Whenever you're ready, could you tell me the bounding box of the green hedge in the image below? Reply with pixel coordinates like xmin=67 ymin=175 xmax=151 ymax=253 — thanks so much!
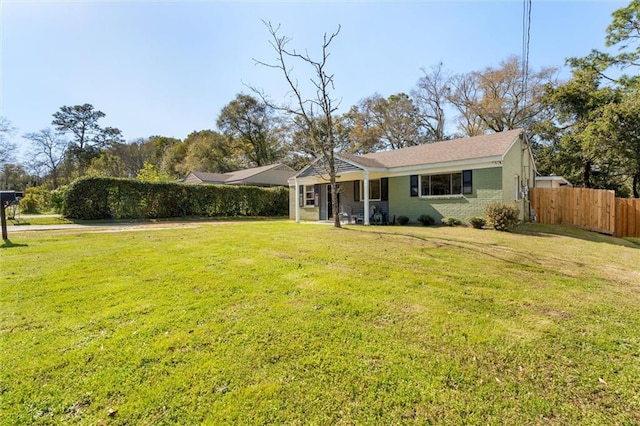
xmin=62 ymin=177 xmax=289 ymax=220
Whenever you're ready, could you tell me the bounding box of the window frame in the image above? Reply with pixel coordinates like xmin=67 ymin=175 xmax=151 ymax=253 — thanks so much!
xmin=360 ymin=179 xmax=382 ymax=201
xmin=304 ymin=185 xmax=315 ymax=207
xmin=419 ymin=172 xmax=464 ymax=198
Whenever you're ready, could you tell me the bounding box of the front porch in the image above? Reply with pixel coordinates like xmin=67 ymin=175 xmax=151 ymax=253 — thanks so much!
xmin=294 ymin=177 xmax=389 ymax=225
xmin=292 ymin=155 xmax=389 ymax=226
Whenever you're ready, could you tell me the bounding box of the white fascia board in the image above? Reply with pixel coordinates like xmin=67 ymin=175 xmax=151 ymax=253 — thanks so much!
xmin=382 ymin=157 xmax=503 ymax=177
xmin=295 ymin=177 xmax=325 ymax=185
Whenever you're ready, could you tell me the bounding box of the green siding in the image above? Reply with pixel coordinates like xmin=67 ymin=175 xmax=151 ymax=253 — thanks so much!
xmin=299 ymin=207 xmax=319 ymax=221
xmin=288 ymin=186 xmax=320 ymax=221
xmin=289 ymin=186 xmax=296 ymax=220
xmin=388 ymin=168 xmax=503 ymax=224
xmin=501 ymin=137 xmax=535 ymax=221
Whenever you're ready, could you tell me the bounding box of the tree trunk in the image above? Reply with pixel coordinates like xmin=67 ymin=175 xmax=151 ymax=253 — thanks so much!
xmin=583 ymin=159 xmax=592 ymax=188
xmin=633 ymin=170 xmax=640 ymax=199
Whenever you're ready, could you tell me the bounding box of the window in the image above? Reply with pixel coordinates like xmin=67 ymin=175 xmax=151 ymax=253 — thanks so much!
xmin=420 ymin=172 xmax=462 ymax=196
xmin=360 ymin=179 xmax=381 ymax=201
xmin=305 ymin=185 xmax=315 ymax=206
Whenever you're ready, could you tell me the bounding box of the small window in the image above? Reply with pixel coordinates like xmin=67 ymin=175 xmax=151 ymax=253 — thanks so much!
xmin=305 ymin=185 xmax=315 ymax=206
xmin=360 ymin=179 xmax=381 ymax=201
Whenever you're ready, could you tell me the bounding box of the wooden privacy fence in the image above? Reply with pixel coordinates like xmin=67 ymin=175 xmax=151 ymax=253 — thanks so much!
xmin=616 ymin=197 xmax=640 ymax=238
xmin=531 ymin=187 xmax=640 ymax=238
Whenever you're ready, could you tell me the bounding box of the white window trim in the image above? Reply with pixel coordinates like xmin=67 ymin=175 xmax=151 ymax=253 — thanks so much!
xmin=419 ymin=172 xmax=463 ymax=198
xmin=304 ymin=185 xmax=315 ymax=208
xmin=360 ymin=179 xmax=381 ymax=202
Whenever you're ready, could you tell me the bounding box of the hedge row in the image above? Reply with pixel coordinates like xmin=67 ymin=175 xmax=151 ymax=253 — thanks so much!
xmin=61 ymin=177 xmax=289 ymax=220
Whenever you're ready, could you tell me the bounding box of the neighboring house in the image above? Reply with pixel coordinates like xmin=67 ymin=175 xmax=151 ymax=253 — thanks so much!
xmin=184 ymin=163 xmax=296 ymax=187
xmin=289 ymin=129 xmax=536 ymax=225
xmin=535 ymin=176 xmax=572 ymax=188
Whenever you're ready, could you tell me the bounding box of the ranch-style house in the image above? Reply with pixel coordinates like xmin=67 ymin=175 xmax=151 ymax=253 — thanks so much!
xmin=288 ymin=129 xmax=536 ymax=225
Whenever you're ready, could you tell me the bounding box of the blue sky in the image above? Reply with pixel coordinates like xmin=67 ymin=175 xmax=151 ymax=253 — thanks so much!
xmin=0 ymin=0 xmax=626 ymax=158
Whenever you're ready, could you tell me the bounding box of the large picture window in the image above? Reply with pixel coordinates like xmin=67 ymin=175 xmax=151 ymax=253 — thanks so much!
xmin=420 ymin=172 xmax=462 ymax=196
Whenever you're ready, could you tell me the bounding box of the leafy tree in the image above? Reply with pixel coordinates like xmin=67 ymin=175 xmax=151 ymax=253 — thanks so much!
xmin=536 ymin=68 xmax=622 ymax=190
xmin=217 ymin=94 xmax=283 ymax=167
xmin=23 ymin=128 xmax=67 ymax=188
xmin=253 ymin=21 xmax=343 ymax=227
xmin=588 ymin=88 xmax=640 ymax=197
xmin=146 ymin=135 xmax=181 ymax=167
xmin=344 ymin=93 xmax=422 ymax=152
xmin=0 ymin=163 xmax=32 ymax=191
xmin=86 ymin=151 xmax=130 ymax=178
xmin=52 ymin=104 xmax=124 ymax=174
xmin=180 ymin=130 xmax=239 ymax=176
xmin=136 ymin=161 xmax=173 ymax=182
xmin=568 ymin=0 xmax=639 ymax=84
xmin=540 ymin=1 xmax=640 ymax=196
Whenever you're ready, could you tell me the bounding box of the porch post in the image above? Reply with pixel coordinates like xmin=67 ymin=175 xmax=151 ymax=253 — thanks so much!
xmin=294 ymin=178 xmax=300 ymax=223
xmin=363 ymin=170 xmax=370 ymax=225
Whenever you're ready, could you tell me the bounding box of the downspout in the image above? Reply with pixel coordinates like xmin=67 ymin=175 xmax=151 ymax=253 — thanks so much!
xmin=294 ymin=178 xmax=300 ymax=223
xmin=364 ymin=170 xmax=370 ymax=225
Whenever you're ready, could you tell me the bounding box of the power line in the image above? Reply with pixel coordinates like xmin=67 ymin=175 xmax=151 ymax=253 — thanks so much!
xmin=522 ymin=0 xmax=532 ymax=106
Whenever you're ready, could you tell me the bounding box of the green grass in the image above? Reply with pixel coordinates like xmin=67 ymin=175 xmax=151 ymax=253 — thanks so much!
xmin=8 ymin=215 xmax=287 ymax=226
xmin=1 ymin=222 xmax=639 ymax=424
xmin=8 ymin=216 xmax=75 ymax=226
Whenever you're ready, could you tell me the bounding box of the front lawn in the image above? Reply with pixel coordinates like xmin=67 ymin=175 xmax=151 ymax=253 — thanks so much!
xmin=1 ymin=222 xmax=639 ymax=424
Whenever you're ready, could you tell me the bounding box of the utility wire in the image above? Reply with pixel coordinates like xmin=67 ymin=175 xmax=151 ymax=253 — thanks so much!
xmin=522 ymin=0 xmax=532 ymax=107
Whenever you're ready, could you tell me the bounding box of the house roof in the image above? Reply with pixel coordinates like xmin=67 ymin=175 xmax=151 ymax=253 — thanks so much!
xmin=224 ymin=163 xmax=293 ymax=183
xmin=187 ymin=171 xmax=230 ymax=183
xmin=351 ymin=128 xmax=524 ymax=169
xmin=186 ymin=163 xmax=295 ymax=185
xmin=536 ymin=175 xmax=573 ymax=186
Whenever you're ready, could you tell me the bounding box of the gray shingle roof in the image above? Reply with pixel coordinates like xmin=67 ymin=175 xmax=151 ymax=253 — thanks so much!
xmin=346 ymin=129 xmax=524 ymax=169
xmin=187 ymin=163 xmax=295 ymax=184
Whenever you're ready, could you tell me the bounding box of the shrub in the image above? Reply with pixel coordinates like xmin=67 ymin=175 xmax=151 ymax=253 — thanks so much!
xmin=397 ymin=215 xmax=409 ymax=225
xmin=468 ymin=216 xmax=486 ymax=229
xmin=51 ymin=185 xmax=69 ymax=213
xmin=485 ymin=202 xmax=520 ymax=232
xmin=417 ymin=214 xmax=435 ymax=226
xmin=61 ymin=177 xmax=289 ymax=220
xmin=19 ymin=186 xmax=53 ymax=214
xmin=441 ymin=217 xmax=463 ymax=227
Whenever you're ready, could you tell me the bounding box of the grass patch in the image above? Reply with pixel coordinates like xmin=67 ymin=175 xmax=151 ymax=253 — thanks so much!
xmin=9 ymin=217 xmax=75 ymax=226
xmin=1 ymin=222 xmax=639 ymax=424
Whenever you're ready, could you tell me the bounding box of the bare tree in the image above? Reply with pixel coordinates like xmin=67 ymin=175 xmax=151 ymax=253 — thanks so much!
xmin=23 ymin=128 xmax=68 ymax=188
xmin=412 ymin=63 xmax=450 ymax=141
xmin=447 ymin=56 xmax=557 ymax=136
xmin=253 ymin=21 xmax=343 ymax=227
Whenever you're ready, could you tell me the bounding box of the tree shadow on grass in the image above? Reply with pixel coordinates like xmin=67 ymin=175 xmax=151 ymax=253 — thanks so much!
xmin=1 ymin=239 xmax=28 ymax=248
xmin=514 ymin=223 xmax=640 ymax=249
